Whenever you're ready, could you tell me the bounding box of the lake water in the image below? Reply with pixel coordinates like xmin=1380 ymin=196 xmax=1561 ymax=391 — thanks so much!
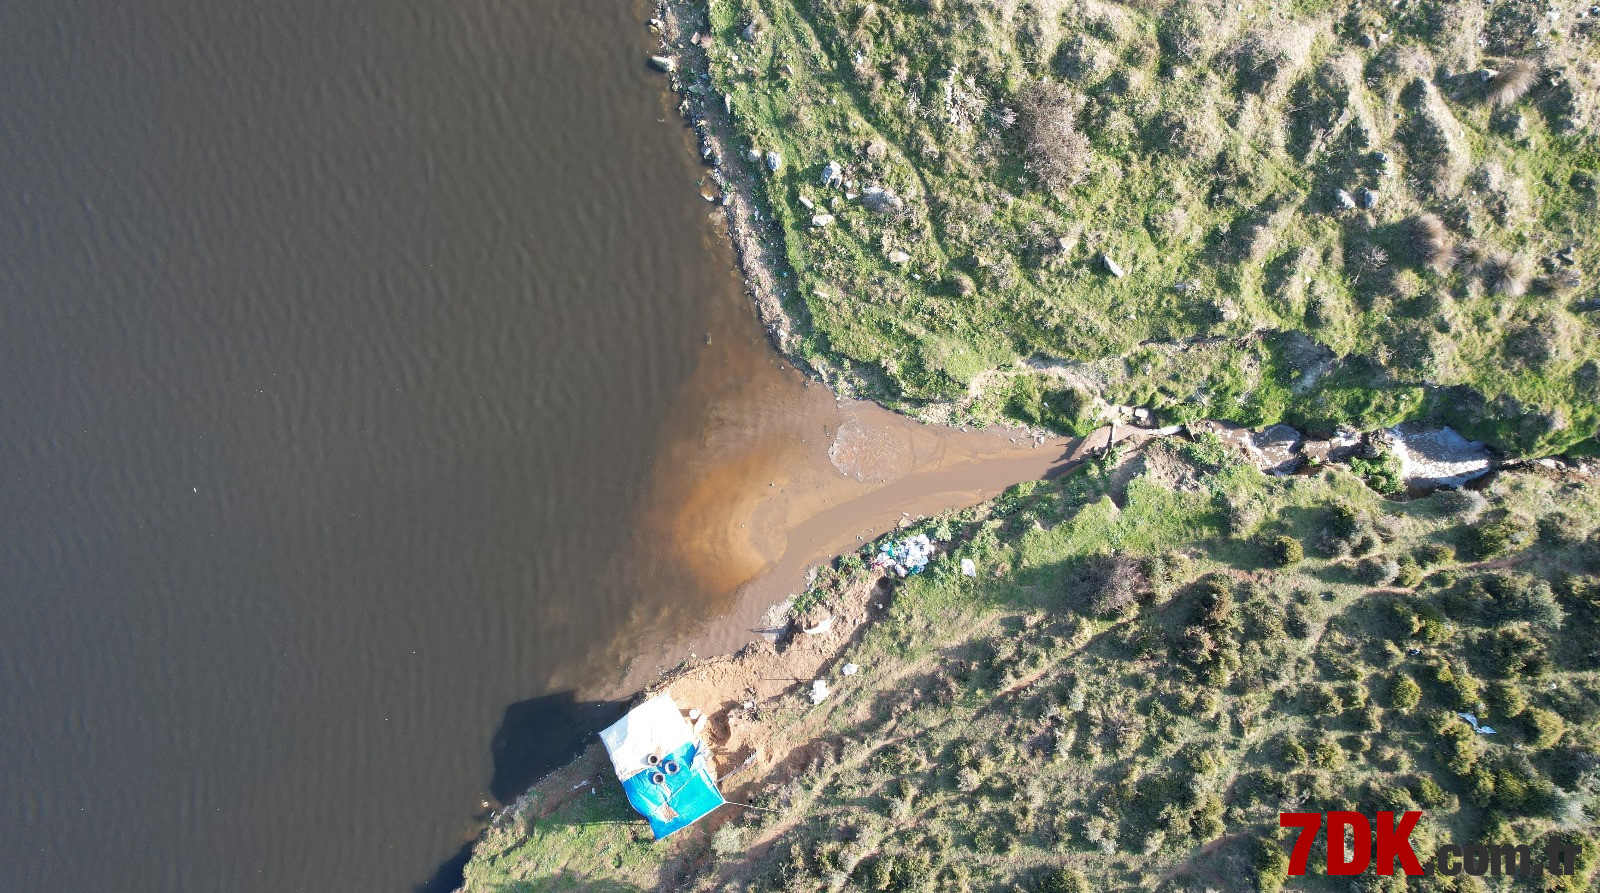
xmin=0 ymin=2 xmax=1080 ymax=889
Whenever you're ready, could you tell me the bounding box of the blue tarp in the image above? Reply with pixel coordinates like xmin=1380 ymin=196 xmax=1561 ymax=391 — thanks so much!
xmin=600 ymin=693 xmax=725 ymax=839
xmin=618 ymin=739 xmax=725 ymax=839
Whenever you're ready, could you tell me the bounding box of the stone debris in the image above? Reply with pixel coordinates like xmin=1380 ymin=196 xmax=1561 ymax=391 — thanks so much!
xmin=1101 ymin=253 xmax=1125 ymax=278
xmin=811 ymin=213 xmax=835 ymax=227
xmin=960 ymin=558 xmax=977 ymax=578
xmin=649 ymin=55 xmax=677 ymax=73
xmin=860 ymin=185 xmax=903 ymax=213
xmin=821 ymin=161 xmax=844 ymax=188
xmin=887 ymin=250 xmax=911 ymax=264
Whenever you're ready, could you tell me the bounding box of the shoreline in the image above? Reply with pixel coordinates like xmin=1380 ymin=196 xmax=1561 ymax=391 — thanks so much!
xmin=652 ymin=0 xmax=810 ymax=368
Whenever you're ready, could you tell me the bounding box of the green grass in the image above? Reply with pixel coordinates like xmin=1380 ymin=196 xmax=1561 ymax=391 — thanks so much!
xmin=693 ymin=0 xmax=1600 ymax=455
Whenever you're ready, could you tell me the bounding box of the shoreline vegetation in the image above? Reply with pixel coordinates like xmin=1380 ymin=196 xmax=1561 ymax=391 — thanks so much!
xmin=458 ymin=0 xmax=1600 ymax=888
xmin=653 ymin=0 xmax=1598 ymax=459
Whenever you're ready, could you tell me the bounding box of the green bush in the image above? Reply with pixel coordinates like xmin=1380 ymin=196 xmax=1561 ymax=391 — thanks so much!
xmin=1523 ymin=707 xmax=1565 ymax=749
xmin=1414 ymin=543 xmax=1455 ymax=567
xmin=1394 ymin=554 xmax=1424 ymax=588
xmin=1252 ymin=837 xmax=1290 ymax=893
xmin=1466 ymin=515 xmax=1536 ymax=559
xmin=1271 ymin=535 xmax=1304 ymax=566
xmin=1390 ymin=676 xmax=1422 ymax=712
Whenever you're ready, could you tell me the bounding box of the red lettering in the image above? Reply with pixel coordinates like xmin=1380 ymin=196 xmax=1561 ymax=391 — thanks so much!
xmin=1374 ymin=810 xmax=1425 ymax=876
xmin=1327 ymin=811 xmax=1372 ymax=875
xmin=1280 ymin=812 xmax=1322 ymax=876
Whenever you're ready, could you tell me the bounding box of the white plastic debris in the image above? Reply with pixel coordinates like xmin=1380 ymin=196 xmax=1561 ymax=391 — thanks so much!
xmin=803 ymin=615 xmax=834 ymax=635
xmin=960 ymin=558 xmax=977 ymax=577
xmin=842 ymin=663 xmax=860 ymax=676
xmin=688 ymin=708 xmax=702 ymax=721
xmin=809 ymin=679 xmax=830 ymax=704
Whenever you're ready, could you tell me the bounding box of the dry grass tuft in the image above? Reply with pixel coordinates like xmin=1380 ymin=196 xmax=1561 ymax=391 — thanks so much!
xmin=1406 ymin=213 xmax=1455 ymax=274
xmin=1017 ymin=80 xmax=1092 ymax=191
xmin=1484 ymin=59 xmax=1540 ymax=109
xmin=1483 ymin=252 xmax=1532 ymax=297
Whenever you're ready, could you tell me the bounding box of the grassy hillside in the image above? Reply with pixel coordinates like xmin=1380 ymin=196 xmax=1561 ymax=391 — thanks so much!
xmin=688 ymin=0 xmax=1600 ymax=455
xmin=462 ymin=444 xmax=1600 ymax=891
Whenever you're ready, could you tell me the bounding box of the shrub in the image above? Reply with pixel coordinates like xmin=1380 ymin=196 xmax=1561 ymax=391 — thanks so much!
xmin=1539 ymin=511 xmax=1590 ymax=546
xmin=1271 ymin=535 xmax=1304 ymax=566
xmin=1432 ymin=488 xmax=1485 ymax=521
xmin=1017 ymin=81 xmax=1091 ymax=191
xmin=1523 ymin=707 xmax=1564 ymax=748
xmin=1089 ymin=554 xmax=1149 ymax=619
xmin=1032 ymin=867 xmax=1089 ymax=893
xmin=1487 ymin=680 xmax=1527 ymax=718
xmin=1466 ymin=514 xmax=1535 ymax=559
xmin=1391 ymin=675 xmax=1422 ymax=712
xmin=1414 ymin=543 xmax=1455 ymax=567
xmin=1252 ymin=836 xmax=1290 ymax=893
xmin=1356 ymin=555 xmax=1401 ymax=586
xmin=1394 ymin=554 xmax=1425 ymax=588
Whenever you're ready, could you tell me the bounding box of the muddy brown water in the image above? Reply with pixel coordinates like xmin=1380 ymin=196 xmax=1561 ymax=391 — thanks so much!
xmin=0 ymin=2 xmax=1080 ymax=890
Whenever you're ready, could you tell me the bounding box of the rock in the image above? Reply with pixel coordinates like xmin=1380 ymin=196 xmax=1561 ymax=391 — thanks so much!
xmin=811 ymin=213 xmax=835 ymax=227
xmin=798 ymin=195 xmax=814 ymax=210
xmin=1357 ymin=187 xmax=1378 ymax=209
xmin=1334 ymin=188 xmax=1357 ymax=210
xmin=1359 ymin=32 xmax=1375 ymax=48
xmin=960 ymin=558 xmax=977 ymax=578
xmin=741 ymin=22 xmax=760 ymax=41
xmin=765 ymin=150 xmax=783 ymax=173
xmin=821 ymin=161 xmax=844 ymax=188
xmin=649 ymin=55 xmax=677 ymax=73
xmin=860 ymin=185 xmax=903 ymax=213
xmin=1101 ymin=252 xmax=1125 ymax=277
xmin=746 ymin=148 xmax=762 ymax=163
xmin=887 ymin=250 xmax=911 ymax=264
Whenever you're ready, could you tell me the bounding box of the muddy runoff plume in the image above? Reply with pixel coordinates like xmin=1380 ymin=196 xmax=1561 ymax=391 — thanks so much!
xmin=596 ymin=276 xmax=1091 ymax=694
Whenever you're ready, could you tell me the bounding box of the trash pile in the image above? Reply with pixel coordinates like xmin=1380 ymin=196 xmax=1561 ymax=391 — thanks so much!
xmin=872 ymin=533 xmax=934 ymax=577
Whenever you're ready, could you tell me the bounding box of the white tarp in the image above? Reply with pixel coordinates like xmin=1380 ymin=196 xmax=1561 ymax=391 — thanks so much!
xmin=600 ymin=693 xmax=695 ymax=782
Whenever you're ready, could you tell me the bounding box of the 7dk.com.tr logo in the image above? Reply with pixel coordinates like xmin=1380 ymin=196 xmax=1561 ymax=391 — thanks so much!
xmin=1280 ymin=811 xmax=1582 ymax=878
